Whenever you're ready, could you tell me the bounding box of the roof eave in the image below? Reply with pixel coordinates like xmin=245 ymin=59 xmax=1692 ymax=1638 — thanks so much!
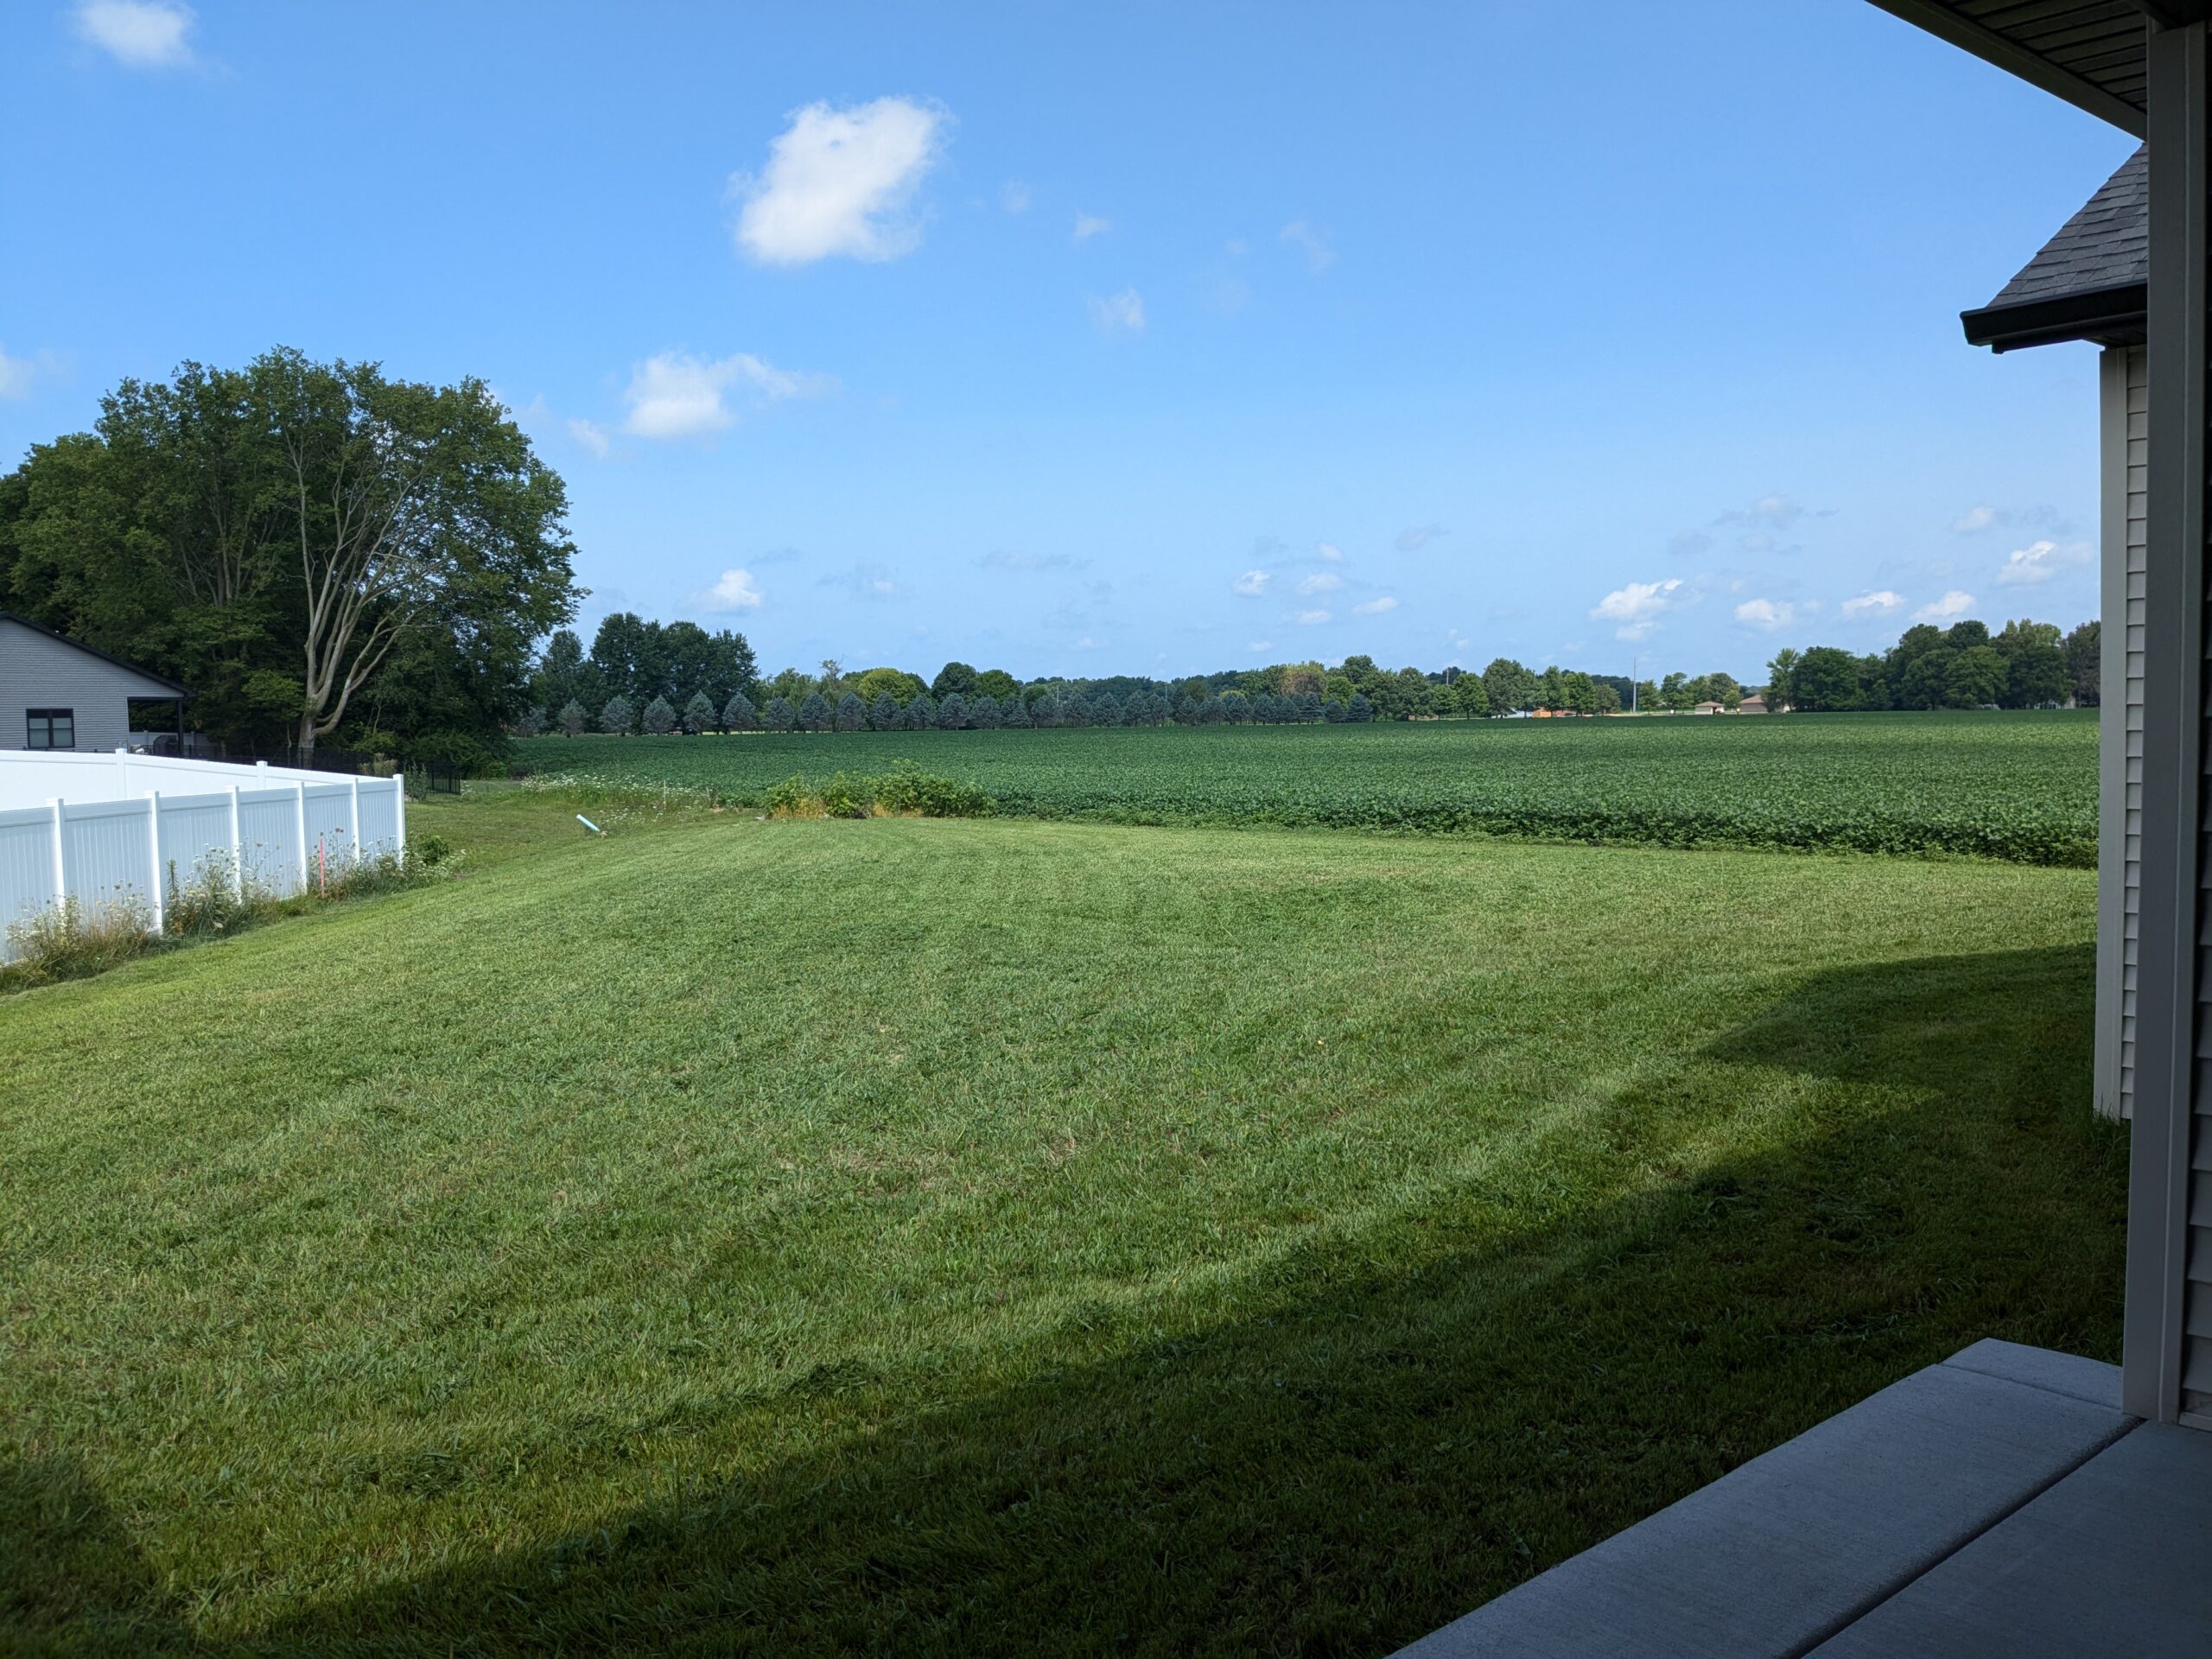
xmin=1961 ymin=281 xmax=2148 ymax=351
xmin=1865 ymin=0 xmax=2149 ymax=137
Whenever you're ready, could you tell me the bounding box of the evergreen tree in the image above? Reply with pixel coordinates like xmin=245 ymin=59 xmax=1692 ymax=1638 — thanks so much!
xmin=937 ymin=692 xmax=969 ymax=729
xmin=1001 ymin=693 xmax=1033 ymax=728
xmin=1322 ymin=696 xmax=1348 ymax=722
xmin=683 ymin=690 xmax=717 ymax=734
xmin=1090 ymin=692 xmax=1122 ymax=727
xmin=761 ymin=696 xmax=796 ymax=733
xmin=723 ymin=690 xmax=758 ymax=731
xmin=905 ymin=694 xmax=938 ymax=730
xmin=972 ymin=693 xmax=1001 ymax=728
xmin=600 ymin=695 xmax=636 ymax=735
xmin=642 ymin=695 xmax=677 ymax=734
xmin=836 ymin=690 xmax=868 ymax=732
xmin=870 ymin=692 xmax=903 ymax=731
xmin=1346 ymin=691 xmax=1375 ymax=722
xmin=798 ymin=691 xmax=832 ymax=732
xmin=558 ymin=699 xmax=587 ymax=737
xmin=513 ymin=705 xmax=546 ymax=738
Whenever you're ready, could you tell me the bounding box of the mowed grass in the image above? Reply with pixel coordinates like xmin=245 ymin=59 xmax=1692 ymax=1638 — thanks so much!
xmin=2 ymin=792 xmax=2125 ymax=1656
xmin=521 ymin=709 xmax=2098 ymax=864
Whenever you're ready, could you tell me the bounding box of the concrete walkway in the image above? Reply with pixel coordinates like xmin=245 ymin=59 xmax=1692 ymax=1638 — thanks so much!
xmin=1395 ymin=1340 xmax=2210 ymax=1657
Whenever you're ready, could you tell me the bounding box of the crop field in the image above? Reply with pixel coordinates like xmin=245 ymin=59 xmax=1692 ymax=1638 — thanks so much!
xmin=1 ymin=790 xmax=2125 ymax=1655
xmin=517 ymin=709 xmax=2096 ymax=866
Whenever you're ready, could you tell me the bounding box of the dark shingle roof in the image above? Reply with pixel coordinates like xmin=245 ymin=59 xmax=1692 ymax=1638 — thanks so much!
xmin=1961 ymin=146 xmax=2145 ymax=353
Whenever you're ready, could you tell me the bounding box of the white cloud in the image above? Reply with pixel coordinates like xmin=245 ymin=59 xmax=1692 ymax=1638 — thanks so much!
xmin=1592 ymin=577 xmax=1684 ymax=640
xmin=0 ymin=348 xmax=36 ymax=399
xmin=1733 ymin=597 xmax=1796 ymax=631
xmin=1353 ymin=596 xmax=1398 ymax=616
xmin=620 ymin=350 xmax=830 ymax=440
xmin=696 ymin=568 xmax=765 ymax=612
xmin=1841 ymin=589 xmax=1903 ymax=618
xmin=1994 ymin=537 xmax=2093 ymax=586
xmin=1001 ymin=180 xmax=1032 ymax=215
xmin=1087 ymin=288 xmax=1146 ymax=333
xmin=730 ymin=97 xmax=946 ymax=265
xmin=1395 ymin=523 xmax=1447 ymax=551
xmin=1232 ymin=569 xmax=1271 ymax=597
xmin=1071 ymin=213 xmax=1111 ymax=242
xmin=1279 ymin=219 xmax=1335 ymax=271
xmin=1296 ymin=609 xmax=1332 ymax=626
xmin=1295 ymin=572 xmax=1342 ymax=594
xmin=1951 ymin=505 xmax=1999 ymax=533
xmin=1317 ymin=542 xmax=1344 ymax=562
xmin=1915 ymin=589 xmax=1975 ymax=622
xmin=1249 ymin=639 xmax=1274 ymax=653
xmin=73 ymin=0 xmax=195 ymax=68
xmin=1719 ymin=494 xmax=1806 ymax=529
xmin=567 ymin=417 xmax=610 ymax=459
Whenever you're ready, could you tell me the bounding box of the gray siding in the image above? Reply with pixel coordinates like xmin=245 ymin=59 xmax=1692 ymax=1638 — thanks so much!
xmin=2095 ymin=346 xmax=2145 ymax=1122
xmin=0 ymin=618 xmax=181 ymax=755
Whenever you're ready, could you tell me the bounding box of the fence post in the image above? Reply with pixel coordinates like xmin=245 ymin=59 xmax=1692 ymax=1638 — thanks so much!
xmin=348 ymin=774 xmax=361 ymax=866
xmin=392 ymin=772 xmax=407 ymax=858
xmin=227 ymin=784 xmax=245 ymax=899
xmin=144 ymin=791 xmax=164 ymax=936
xmin=293 ymin=781 xmax=308 ymax=899
xmin=47 ymin=798 xmax=66 ymax=915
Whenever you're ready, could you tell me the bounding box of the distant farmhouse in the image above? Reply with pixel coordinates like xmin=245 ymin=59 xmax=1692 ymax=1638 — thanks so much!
xmin=0 ymin=612 xmax=187 ymax=753
xmin=1960 ymin=146 xmax=2144 ymax=1127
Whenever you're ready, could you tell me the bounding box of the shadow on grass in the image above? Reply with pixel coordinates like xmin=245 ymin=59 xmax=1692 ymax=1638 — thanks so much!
xmin=16 ymin=947 xmax=2126 ymax=1658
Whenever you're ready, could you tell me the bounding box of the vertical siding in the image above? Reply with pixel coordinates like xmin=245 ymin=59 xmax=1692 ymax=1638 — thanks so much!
xmin=2097 ymin=346 xmax=2147 ymax=1122
xmin=2125 ymin=346 xmax=2147 ymax=1121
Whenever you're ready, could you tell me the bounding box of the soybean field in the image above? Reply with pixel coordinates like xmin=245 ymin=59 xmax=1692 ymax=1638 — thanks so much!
xmin=516 ymin=710 xmax=2095 ymax=866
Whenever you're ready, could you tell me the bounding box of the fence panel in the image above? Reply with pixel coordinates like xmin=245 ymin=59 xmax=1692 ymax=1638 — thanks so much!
xmin=356 ymin=782 xmax=401 ymax=855
xmin=302 ymin=782 xmax=356 ymax=879
xmin=154 ymin=792 xmax=236 ymax=898
xmin=238 ymin=789 xmax=302 ymax=897
xmin=60 ymin=799 xmax=156 ymax=921
xmin=0 ymin=809 xmax=58 ymax=935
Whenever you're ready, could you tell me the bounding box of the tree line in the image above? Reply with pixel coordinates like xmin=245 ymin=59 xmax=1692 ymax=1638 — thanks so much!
xmin=1763 ymin=618 xmax=2096 ymax=712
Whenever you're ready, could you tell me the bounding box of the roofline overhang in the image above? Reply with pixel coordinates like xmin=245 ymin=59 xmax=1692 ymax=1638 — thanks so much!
xmin=0 ymin=609 xmax=190 ymax=696
xmin=1961 ymin=280 xmax=2148 ymax=350
xmin=1866 ymin=0 xmax=2161 ymax=137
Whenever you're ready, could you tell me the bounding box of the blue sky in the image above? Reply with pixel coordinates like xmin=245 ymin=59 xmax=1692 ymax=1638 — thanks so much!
xmin=1 ymin=2 xmax=2137 ymax=683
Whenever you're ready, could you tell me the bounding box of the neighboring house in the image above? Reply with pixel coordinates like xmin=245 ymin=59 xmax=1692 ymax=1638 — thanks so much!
xmin=1738 ymin=694 xmax=1770 ymax=715
xmin=0 ymin=612 xmax=188 ymax=754
xmin=1960 ymin=146 xmax=2145 ymax=1125
xmin=1692 ymin=700 xmax=1724 ymax=715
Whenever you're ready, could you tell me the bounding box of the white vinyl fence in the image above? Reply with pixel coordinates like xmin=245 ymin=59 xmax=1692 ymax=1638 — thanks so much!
xmin=0 ymin=751 xmax=406 ymax=962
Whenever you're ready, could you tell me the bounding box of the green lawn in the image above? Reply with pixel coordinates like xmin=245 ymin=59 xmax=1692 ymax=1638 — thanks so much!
xmin=517 ymin=711 xmax=2098 ymax=865
xmin=2 ymin=791 xmax=2126 ymax=1655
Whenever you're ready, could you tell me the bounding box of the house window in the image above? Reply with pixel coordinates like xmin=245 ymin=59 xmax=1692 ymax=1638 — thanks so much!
xmin=26 ymin=709 xmax=74 ymax=750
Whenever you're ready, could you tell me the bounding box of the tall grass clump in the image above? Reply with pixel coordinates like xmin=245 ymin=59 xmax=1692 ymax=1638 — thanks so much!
xmin=763 ymin=767 xmax=995 ymax=820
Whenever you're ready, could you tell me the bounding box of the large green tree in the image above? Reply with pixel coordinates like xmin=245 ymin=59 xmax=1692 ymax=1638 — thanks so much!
xmin=0 ymin=348 xmax=579 ymax=756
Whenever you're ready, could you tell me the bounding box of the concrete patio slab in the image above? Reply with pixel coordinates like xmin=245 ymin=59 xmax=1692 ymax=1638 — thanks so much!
xmin=1394 ymin=1343 xmax=2133 ymax=1659
xmin=1810 ymin=1420 xmax=2212 ymax=1658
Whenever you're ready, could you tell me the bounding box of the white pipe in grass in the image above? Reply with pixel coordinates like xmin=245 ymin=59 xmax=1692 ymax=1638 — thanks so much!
xmin=576 ymin=815 xmax=604 ymax=835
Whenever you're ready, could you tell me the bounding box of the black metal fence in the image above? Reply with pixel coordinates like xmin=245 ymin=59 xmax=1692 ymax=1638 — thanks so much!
xmin=126 ymin=735 xmax=461 ymax=796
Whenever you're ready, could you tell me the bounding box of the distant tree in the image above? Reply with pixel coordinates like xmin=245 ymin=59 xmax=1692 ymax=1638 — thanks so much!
xmin=870 ymin=692 xmax=903 ymax=731
xmin=1765 ymin=646 xmax=1802 ymax=709
xmin=1944 ymin=619 xmax=1992 ymax=652
xmin=683 ymin=690 xmax=717 ymax=734
xmin=1322 ymin=696 xmax=1348 ymax=722
xmin=798 ymin=690 xmax=832 ymax=732
xmin=836 ymin=690 xmax=868 ymax=732
xmin=1595 ymin=683 xmax=1622 ymax=715
xmin=1561 ymin=672 xmax=1599 ymax=715
xmin=1944 ymin=645 xmax=2009 ymax=707
xmin=600 ymin=694 xmax=635 ymax=735
xmin=1092 ymin=692 xmax=1124 ymax=726
xmin=905 ymin=694 xmax=938 ymax=730
xmin=1630 ymin=679 xmax=1657 ymax=713
xmin=1897 ymin=649 xmax=1955 ymax=710
xmin=641 ymin=695 xmax=677 ymax=734
xmin=1002 ymin=693 xmax=1032 ymax=728
xmin=1346 ymin=691 xmax=1375 ymax=722
xmin=976 ymin=668 xmax=1020 ymax=702
xmin=972 ymin=693 xmax=1001 ymax=728
xmin=1789 ymin=647 xmax=1860 ymax=712
xmin=2063 ymin=620 xmax=2101 ymax=707
xmin=761 ymin=695 xmax=796 ymax=733
xmin=513 ymin=704 xmax=546 ymax=738
xmin=723 ymin=690 xmax=758 ymax=731
xmin=816 ymin=659 xmax=846 ymax=699
xmin=1660 ymin=671 xmax=1689 ymax=711
xmin=557 ymin=698 xmax=587 ymax=737
xmin=937 ymin=692 xmax=969 ymax=729
xmin=931 ymin=661 xmax=981 ymax=699
xmin=2002 ymin=640 xmax=2069 ymax=708
xmin=852 ymin=666 xmax=926 ymax=705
